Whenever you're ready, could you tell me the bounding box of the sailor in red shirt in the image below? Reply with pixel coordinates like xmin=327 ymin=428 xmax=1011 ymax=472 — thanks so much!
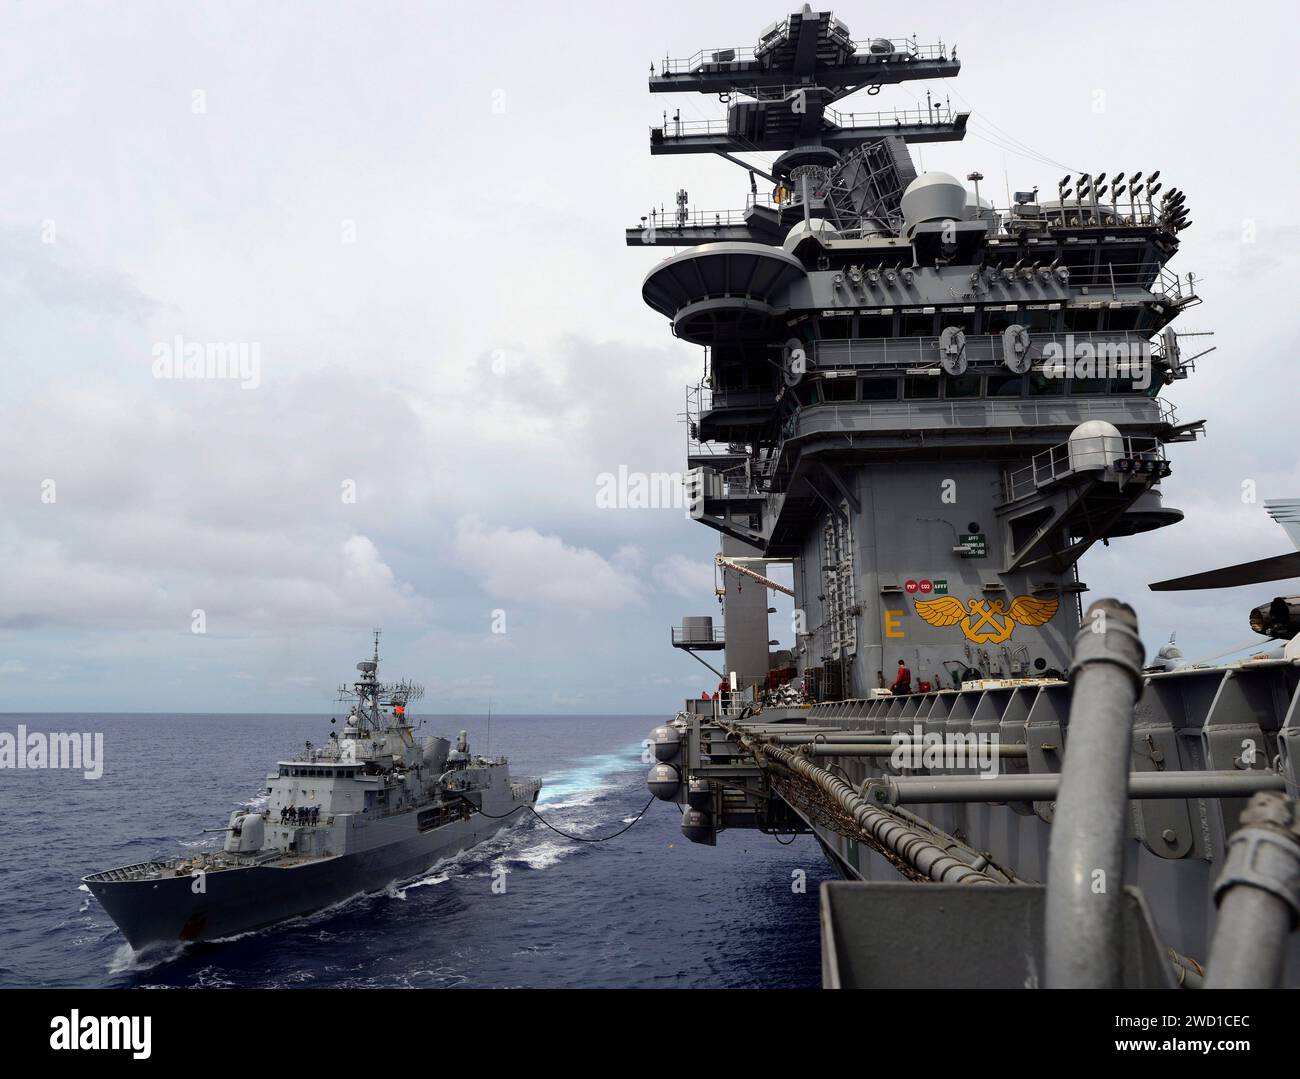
xmin=891 ymin=659 xmax=912 ymax=695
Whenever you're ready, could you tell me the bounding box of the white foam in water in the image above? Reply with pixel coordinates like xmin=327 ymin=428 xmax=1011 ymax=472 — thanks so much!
xmin=535 ymin=743 xmax=643 ymax=810
xmin=499 ymin=740 xmax=647 ymax=869
xmin=512 ymin=840 xmax=568 ymax=870
xmin=403 ymin=872 xmax=450 ymax=891
xmin=108 ymin=940 xmax=188 ymax=975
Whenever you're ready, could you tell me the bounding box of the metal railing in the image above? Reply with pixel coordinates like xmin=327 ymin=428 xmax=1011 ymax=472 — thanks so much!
xmin=643 ymin=205 xmax=752 ymax=230
xmin=1001 ymin=435 xmax=1169 ymax=504
xmin=650 ymin=104 xmax=957 ymax=140
xmin=672 ymin=626 xmax=727 ymax=646
xmin=638 ymin=193 xmax=790 ymax=234
xmin=682 ymin=694 xmax=759 ymax=717
xmin=970 ymin=260 xmax=1186 ymax=298
xmin=824 ymin=103 xmax=959 ymax=129
xmin=811 ymin=330 xmax=1162 ymax=372
xmin=751 ymin=397 xmax=1176 ymax=487
xmin=657 ymin=36 xmax=949 ymax=75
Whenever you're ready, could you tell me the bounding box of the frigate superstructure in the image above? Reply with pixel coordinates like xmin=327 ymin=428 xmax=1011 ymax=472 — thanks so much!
xmin=633 ymin=7 xmax=1300 ymax=988
xmin=84 ymin=635 xmax=541 ymax=950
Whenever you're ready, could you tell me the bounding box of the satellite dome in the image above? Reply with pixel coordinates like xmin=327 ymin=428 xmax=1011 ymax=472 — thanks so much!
xmin=901 ymin=172 xmax=967 ymax=238
xmin=783 ymin=218 xmax=839 ymax=253
xmin=1067 ymin=420 xmax=1125 ymax=472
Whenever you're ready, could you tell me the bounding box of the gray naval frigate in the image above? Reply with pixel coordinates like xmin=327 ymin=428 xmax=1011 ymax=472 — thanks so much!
xmin=633 ymin=7 xmax=1300 ymax=988
xmin=84 ymin=636 xmax=541 ymax=950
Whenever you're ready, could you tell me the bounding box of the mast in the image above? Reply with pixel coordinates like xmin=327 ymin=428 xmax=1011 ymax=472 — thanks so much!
xmin=337 ymin=629 xmax=424 ymax=738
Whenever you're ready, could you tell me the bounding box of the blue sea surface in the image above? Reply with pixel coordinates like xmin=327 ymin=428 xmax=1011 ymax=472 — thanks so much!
xmin=0 ymin=713 xmax=834 ymax=988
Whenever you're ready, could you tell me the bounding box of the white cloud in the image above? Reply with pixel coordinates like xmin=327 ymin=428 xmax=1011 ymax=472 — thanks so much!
xmin=453 ymin=515 xmax=643 ymax=612
xmin=651 ymin=554 xmax=716 ymax=601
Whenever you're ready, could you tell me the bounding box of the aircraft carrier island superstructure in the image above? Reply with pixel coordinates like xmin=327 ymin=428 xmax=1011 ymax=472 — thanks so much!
xmin=631 ymin=8 xmax=1300 ymax=988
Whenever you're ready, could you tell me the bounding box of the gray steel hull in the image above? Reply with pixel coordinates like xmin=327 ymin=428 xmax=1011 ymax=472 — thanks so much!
xmin=85 ymin=813 xmax=518 ymax=951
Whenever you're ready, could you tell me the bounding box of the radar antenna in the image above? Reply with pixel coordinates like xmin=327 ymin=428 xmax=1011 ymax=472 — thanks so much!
xmin=333 ymin=630 xmax=424 ymax=734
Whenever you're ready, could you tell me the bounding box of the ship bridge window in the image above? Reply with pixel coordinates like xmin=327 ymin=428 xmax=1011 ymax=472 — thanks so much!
xmin=1065 ymin=307 xmax=1102 ymax=332
xmin=788 ymin=320 xmax=816 ymax=346
xmin=943 ymin=373 xmax=981 ymax=399
xmin=858 ymin=314 xmax=892 ymax=337
xmin=1106 ymin=307 xmax=1140 ymax=332
xmin=987 ymin=374 xmax=1024 ymax=397
xmin=821 ymin=376 xmax=857 ymax=401
xmin=903 ymin=375 xmax=940 ymax=399
xmin=715 ymin=365 xmax=743 ymax=392
xmin=986 ymin=312 xmax=1013 ymax=334
xmin=901 ymin=311 xmax=935 ymax=337
xmin=941 ymin=312 xmax=977 ymax=335
xmin=1024 ymin=308 xmax=1059 ymax=332
xmin=1069 ymin=378 xmax=1108 ymax=395
xmin=859 ymin=377 xmax=898 ymax=401
xmin=817 ymin=315 xmax=852 ymax=339
xmin=1029 ymin=371 xmax=1066 ymax=396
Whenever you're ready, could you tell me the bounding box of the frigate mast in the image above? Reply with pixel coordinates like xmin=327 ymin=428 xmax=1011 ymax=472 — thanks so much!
xmin=630 ymin=5 xmax=1200 ymax=703
xmin=335 ymin=630 xmax=424 ymax=737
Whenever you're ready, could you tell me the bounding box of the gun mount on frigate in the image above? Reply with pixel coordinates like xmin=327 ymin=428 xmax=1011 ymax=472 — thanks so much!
xmin=631 ymin=7 xmax=1300 ymax=988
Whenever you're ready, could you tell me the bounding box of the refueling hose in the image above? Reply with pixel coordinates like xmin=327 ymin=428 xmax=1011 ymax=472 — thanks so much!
xmin=745 ymin=736 xmax=1002 ymax=885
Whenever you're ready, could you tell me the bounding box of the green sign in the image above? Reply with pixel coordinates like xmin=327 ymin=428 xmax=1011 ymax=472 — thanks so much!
xmin=959 ymin=533 xmax=987 ymax=559
xmin=932 ymin=579 xmax=949 ymax=595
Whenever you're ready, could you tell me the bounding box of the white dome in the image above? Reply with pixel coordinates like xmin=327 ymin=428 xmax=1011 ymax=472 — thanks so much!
xmin=901 ymin=172 xmax=967 ymax=237
xmin=1067 ymin=420 xmax=1124 ymax=472
xmin=782 ymin=218 xmax=839 ymax=253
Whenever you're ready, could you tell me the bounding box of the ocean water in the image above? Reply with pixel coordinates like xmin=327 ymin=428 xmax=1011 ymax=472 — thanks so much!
xmin=0 ymin=713 xmax=834 ymax=988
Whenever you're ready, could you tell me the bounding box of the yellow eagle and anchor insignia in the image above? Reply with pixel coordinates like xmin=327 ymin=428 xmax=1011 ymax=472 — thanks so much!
xmin=915 ymin=595 xmax=1059 ymax=645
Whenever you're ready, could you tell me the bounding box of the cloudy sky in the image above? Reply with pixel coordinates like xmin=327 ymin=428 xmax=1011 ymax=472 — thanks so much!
xmin=1 ymin=0 xmax=1297 ymax=713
